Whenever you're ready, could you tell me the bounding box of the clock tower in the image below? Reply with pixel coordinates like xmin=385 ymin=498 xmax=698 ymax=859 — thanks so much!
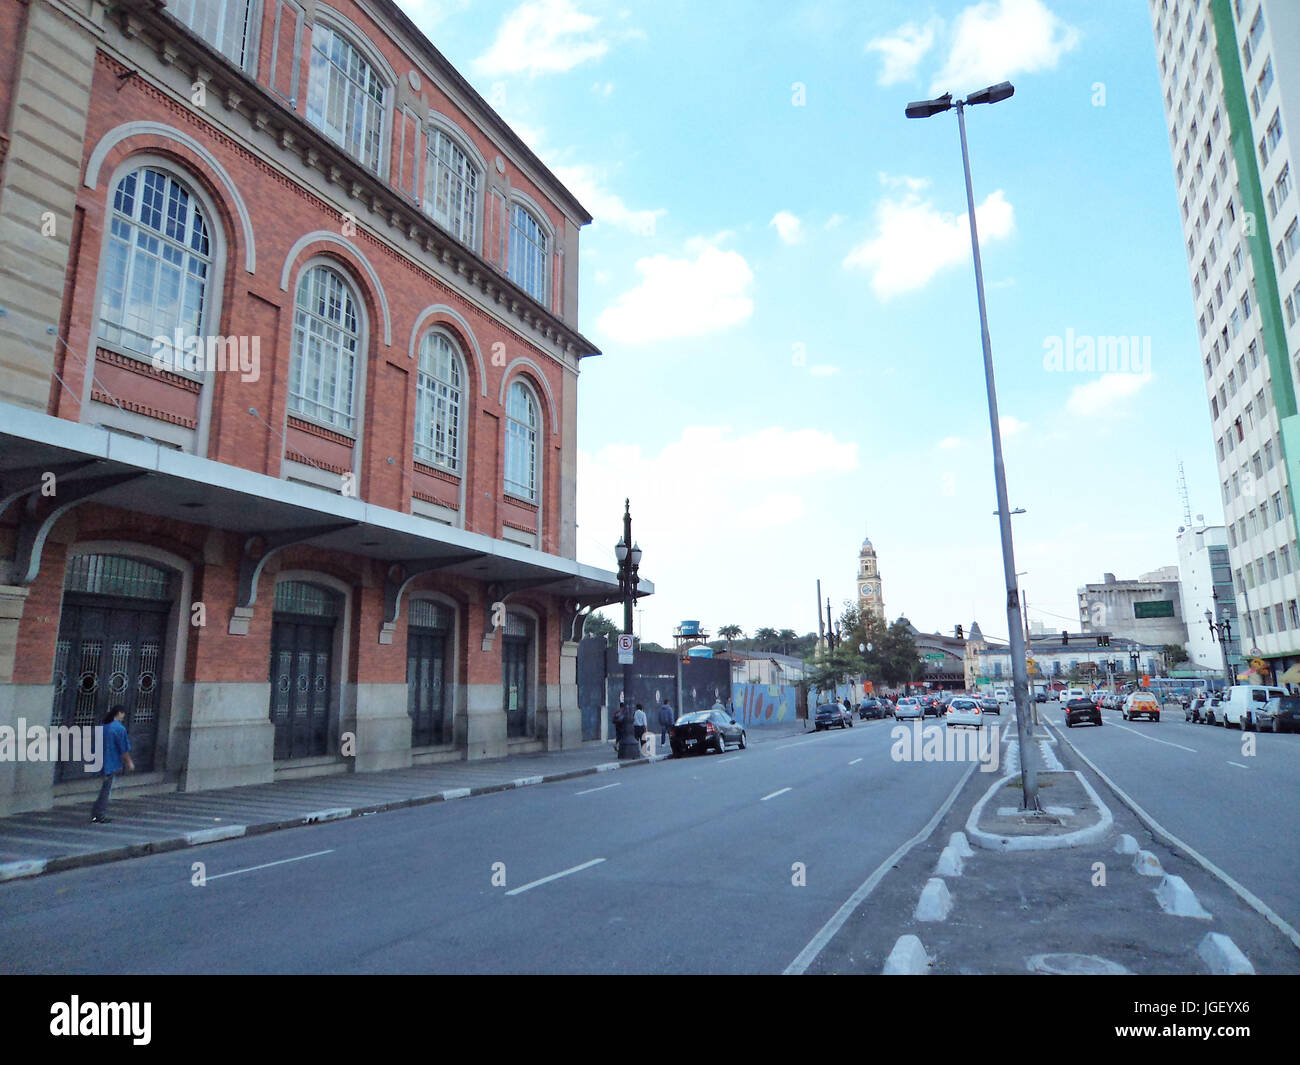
xmin=857 ymin=535 xmax=885 ymax=621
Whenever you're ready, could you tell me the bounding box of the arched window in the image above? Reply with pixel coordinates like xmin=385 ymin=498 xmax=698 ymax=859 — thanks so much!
xmin=425 ymin=127 xmax=479 ymax=247
xmin=171 ymin=0 xmax=256 ymax=69
xmin=508 ymin=202 xmax=548 ymax=303
xmin=98 ymin=167 xmax=212 ymax=370
xmin=306 ymin=23 xmax=386 ymax=170
xmin=414 ymin=330 xmax=462 ymax=471
xmin=504 ymin=380 xmax=538 ymax=501
xmin=290 ymin=264 xmax=360 ymax=432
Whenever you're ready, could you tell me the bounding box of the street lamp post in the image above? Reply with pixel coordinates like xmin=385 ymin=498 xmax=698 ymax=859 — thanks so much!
xmin=614 ymin=499 xmax=642 ymax=760
xmin=906 ymin=80 xmax=1039 ymax=810
xmin=1129 ymin=649 xmax=1141 ymax=688
xmin=1205 ymin=606 xmax=1234 ymax=687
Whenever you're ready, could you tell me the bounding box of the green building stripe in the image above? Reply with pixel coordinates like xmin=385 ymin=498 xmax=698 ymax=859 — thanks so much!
xmin=1211 ymin=0 xmax=1300 ymax=554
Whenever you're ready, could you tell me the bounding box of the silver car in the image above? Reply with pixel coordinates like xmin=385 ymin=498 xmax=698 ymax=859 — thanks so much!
xmin=894 ymin=697 xmax=924 ymax=721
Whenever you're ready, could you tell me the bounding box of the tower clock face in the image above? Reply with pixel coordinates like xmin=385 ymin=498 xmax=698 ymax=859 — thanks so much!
xmin=860 ymin=584 xmax=875 ymax=599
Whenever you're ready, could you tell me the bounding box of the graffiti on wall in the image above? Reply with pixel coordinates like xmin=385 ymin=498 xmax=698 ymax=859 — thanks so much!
xmin=732 ymin=683 xmax=797 ymax=727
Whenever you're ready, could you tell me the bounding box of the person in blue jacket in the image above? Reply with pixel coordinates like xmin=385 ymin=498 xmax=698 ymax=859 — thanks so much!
xmin=91 ymin=705 xmax=134 ymax=823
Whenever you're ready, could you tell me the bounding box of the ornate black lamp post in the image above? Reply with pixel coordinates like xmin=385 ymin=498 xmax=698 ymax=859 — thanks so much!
xmin=1205 ymin=604 xmax=1234 ymax=687
xmin=614 ymin=499 xmax=642 ymax=759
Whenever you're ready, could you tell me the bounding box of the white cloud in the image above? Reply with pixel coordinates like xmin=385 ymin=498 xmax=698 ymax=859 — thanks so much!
xmin=843 ymin=183 xmax=1014 ymax=299
xmin=596 ymin=238 xmax=754 ymax=344
xmin=577 ymin=426 xmax=860 ymax=638
xmin=475 ymin=0 xmax=613 ymax=76
xmin=591 ymin=80 xmax=614 ymax=96
xmin=1065 ymin=372 xmax=1154 ymax=416
xmin=931 ymin=0 xmax=1080 ymax=95
xmin=769 ymin=210 xmax=804 ymax=244
xmin=999 ymin=415 xmax=1026 ymax=436
xmin=866 ymin=18 xmax=943 ymax=85
xmin=824 ymin=214 xmax=846 ymax=230
xmin=395 ymin=0 xmax=472 ymax=29
xmin=879 ymin=173 xmax=931 ymax=193
xmin=551 ymin=163 xmax=664 ymax=235
xmin=809 ymin=365 xmax=840 ymax=377
xmin=938 ymin=436 xmax=965 ymax=449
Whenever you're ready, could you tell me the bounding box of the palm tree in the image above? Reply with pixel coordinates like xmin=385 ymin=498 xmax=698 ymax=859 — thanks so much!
xmin=754 ymin=627 xmax=779 ymax=651
xmin=718 ymin=624 xmax=744 ymax=651
xmin=778 ymin=628 xmax=798 ymax=655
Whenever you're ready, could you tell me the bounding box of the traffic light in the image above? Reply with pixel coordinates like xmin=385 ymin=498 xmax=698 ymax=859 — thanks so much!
xmin=1098 ymin=634 xmax=1110 ymax=647
xmin=1062 ymin=630 xmax=1069 ymax=645
xmin=956 ymin=624 xmax=964 ymax=639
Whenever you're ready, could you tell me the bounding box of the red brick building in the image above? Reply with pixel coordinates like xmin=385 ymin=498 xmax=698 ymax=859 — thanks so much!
xmin=0 ymin=0 xmax=639 ymax=814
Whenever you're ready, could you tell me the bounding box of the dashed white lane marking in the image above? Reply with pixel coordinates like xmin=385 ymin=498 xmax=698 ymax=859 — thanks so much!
xmin=575 ymin=782 xmax=621 ymax=795
xmin=775 ymin=738 xmax=822 ymax=750
xmin=205 ymin=849 xmax=335 ymax=881
xmin=505 ymin=858 xmax=605 ymax=896
xmin=1228 ymin=761 xmax=1250 ymax=769
xmin=761 ymin=787 xmax=792 ymax=801
xmin=1109 ymin=722 xmax=1197 ymax=752
xmin=849 ymin=758 xmax=863 ymax=765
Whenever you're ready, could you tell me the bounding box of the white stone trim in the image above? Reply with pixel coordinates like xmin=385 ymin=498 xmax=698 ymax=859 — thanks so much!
xmin=83 ymin=122 xmax=256 ymax=274
xmin=279 ymin=231 xmax=392 ymax=347
xmin=408 ymin=304 xmax=488 ymax=397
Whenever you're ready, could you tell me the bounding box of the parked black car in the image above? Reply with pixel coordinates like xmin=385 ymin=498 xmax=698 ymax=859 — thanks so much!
xmin=1264 ymin=695 xmax=1300 ymax=733
xmin=814 ymin=703 xmax=853 ymax=730
xmin=671 ymin=709 xmax=746 ymax=756
xmin=1065 ymin=696 xmax=1102 ymax=728
xmin=1034 ymin=691 xmax=1047 ymax=703
xmin=858 ymin=698 xmax=884 ymax=720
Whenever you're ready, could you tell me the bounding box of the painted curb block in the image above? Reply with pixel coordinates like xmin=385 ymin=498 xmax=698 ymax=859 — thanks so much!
xmin=1115 ymin=833 xmax=1139 ymax=855
xmin=914 ymin=877 xmax=953 ymax=922
xmin=948 ymin=832 xmax=974 ymax=858
xmin=882 ymin=934 xmax=932 ymax=974
xmin=440 ymin=788 xmax=471 ymax=801
xmin=302 ymin=808 xmax=351 ymax=824
xmin=0 ymin=858 xmax=47 ymax=882
xmin=1198 ymin=932 xmax=1255 ymax=975
xmin=1154 ymin=875 xmax=1212 ymax=918
xmin=512 ymin=776 xmax=545 ymax=788
xmin=1133 ymin=849 xmax=1164 ymax=877
xmin=934 ymin=846 xmax=964 ymax=877
xmin=184 ymin=825 xmax=247 ymax=845
xmin=966 ymin=770 xmax=1114 ymax=851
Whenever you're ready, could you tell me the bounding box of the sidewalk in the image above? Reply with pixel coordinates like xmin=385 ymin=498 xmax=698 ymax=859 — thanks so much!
xmin=0 ymin=719 xmax=811 ymax=883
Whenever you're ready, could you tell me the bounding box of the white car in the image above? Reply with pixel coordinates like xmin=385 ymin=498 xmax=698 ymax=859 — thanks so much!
xmin=894 ymin=697 xmax=924 ymax=720
xmin=993 ymin=687 xmax=1010 ymax=705
xmin=945 ymin=697 xmax=985 ymax=729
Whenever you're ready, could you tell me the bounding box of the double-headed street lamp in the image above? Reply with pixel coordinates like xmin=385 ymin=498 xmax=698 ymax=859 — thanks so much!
xmin=905 ymin=80 xmax=1039 ymax=811
xmin=1205 ymin=602 xmax=1235 ymax=686
xmin=614 ymin=499 xmax=643 ymax=760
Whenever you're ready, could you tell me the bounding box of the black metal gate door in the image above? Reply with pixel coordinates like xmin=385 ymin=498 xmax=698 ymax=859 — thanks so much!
xmin=51 ymin=596 xmax=166 ymax=781
xmin=502 ymin=635 xmax=529 ymax=738
xmin=269 ymin=616 xmax=333 ymax=759
xmin=407 ymin=629 xmax=447 ymax=746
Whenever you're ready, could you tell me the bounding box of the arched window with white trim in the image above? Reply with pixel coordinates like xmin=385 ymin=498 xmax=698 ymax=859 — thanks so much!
xmin=98 ymin=166 xmax=212 ymax=371
xmin=414 ymin=329 xmax=463 ymax=471
xmin=504 ymin=380 xmax=538 ymax=502
xmin=425 ymin=127 xmax=479 ymax=248
xmin=290 ymin=264 xmax=361 ymax=432
xmin=306 ymin=23 xmax=386 ymax=170
xmin=508 ymin=202 xmax=548 ymax=303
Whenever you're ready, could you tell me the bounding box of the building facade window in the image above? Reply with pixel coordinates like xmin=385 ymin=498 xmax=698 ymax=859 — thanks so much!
xmin=508 ymin=202 xmax=548 ymax=304
xmin=172 ymin=0 xmax=256 ymax=68
xmin=503 ymin=380 xmax=538 ymax=501
xmin=98 ymin=166 xmax=212 ymax=371
xmin=425 ymin=128 xmax=479 ymax=248
xmin=307 ymin=23 xmax=386 ymax=170
xmin=414 ymin=330 xmax=462 ymax=471
xmin=289 ymin=265 xmax=360 ymax=432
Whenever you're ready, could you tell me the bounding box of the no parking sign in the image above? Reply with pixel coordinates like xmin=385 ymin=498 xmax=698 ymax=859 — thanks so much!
xmin=617 ymin=634 xmax=634 ymax=665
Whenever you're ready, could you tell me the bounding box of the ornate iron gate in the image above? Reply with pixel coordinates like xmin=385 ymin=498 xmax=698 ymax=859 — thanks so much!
xmin=502 ymin=612 xmax=533 ymax=738
xmin=407 ymin=599 xmax=450 ymax=746
xmin=51 ymin=555 xmax=171 ymax=782
xmin=269 ymin=582 xmax=337 ymax=760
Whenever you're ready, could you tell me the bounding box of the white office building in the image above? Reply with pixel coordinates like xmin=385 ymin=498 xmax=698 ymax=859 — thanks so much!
xmin=1150 ymin=0 xmax=1300 ymax=680
xmin=1176 ymin=521 xmax=1242 ymax=671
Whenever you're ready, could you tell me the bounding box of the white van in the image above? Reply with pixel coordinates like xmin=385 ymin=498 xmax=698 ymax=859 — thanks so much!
xmin=993 ymin=687 xmax=1010 ymax=705
xmin=1062 ymin=688 xmax=1086 ymax=704
xmin=1221 ymin=684 xmax=1287 ymax=730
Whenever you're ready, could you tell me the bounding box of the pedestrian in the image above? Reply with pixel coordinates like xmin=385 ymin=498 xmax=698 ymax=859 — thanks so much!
xmin=633 ymin=703 xmax=648 ymax=752
xmin=842 ymin=696 xmax=852 ymax=717
xmin=657 ymin=700 xmax=675 ymax=746
xmin=91 ymin=704 xmax=133 ymax=823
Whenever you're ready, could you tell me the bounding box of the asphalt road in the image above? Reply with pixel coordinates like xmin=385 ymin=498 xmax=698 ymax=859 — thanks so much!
xmin=0 ymin=717 xmax=981 ymax=974
xmin=1042 ymin=697 xmax=1300 ymax=937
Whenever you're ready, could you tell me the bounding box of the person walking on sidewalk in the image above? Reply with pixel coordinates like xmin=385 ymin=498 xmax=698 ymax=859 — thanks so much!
xmin=633 ymin=703 xmax=648 ymax=751
xmin=657 ymin=700 xmax=676 ymax=747
xmin=91 ymin=705 xmax=134 ymax=824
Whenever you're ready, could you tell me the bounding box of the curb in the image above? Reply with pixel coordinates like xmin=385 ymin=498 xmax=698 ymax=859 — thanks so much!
xmin=882 ymin=934 xmax=932 ymax=975
xmin=1198 ymin=932 xmax=1256 ymax=975
xmin=0 ymin=752 xmax=664 ymax=884
xmin=965 ymin=770 xmax=1114 ymax=851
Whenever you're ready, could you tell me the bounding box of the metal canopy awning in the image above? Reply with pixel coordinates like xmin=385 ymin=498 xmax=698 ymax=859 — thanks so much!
xmin=0 ymin=404 xmax=648 ymax=605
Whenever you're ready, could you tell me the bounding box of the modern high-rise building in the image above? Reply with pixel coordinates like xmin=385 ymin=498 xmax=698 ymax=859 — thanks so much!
xmin=1149 ymin=0 xmax=1300 ymax=681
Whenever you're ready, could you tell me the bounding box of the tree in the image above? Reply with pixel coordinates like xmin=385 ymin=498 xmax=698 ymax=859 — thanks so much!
xmin=1160 ymin=643 xmax=1188 ymax=672
xmin=753 ymin=627 xmax=779 ymax=651
xmin=803 ymin=642 xmax=865 ymax=693
xmin=718 ymin=624 xmax=744 ymax=651
xmin=778 ymin=628 xmax=799 ymax=655
xmin=583 ymin=611 xmax=620 ymax=644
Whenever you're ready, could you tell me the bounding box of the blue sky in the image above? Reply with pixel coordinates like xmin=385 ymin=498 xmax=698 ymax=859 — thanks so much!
xmin=398 ymin=0 xmax=1216 ymax=645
